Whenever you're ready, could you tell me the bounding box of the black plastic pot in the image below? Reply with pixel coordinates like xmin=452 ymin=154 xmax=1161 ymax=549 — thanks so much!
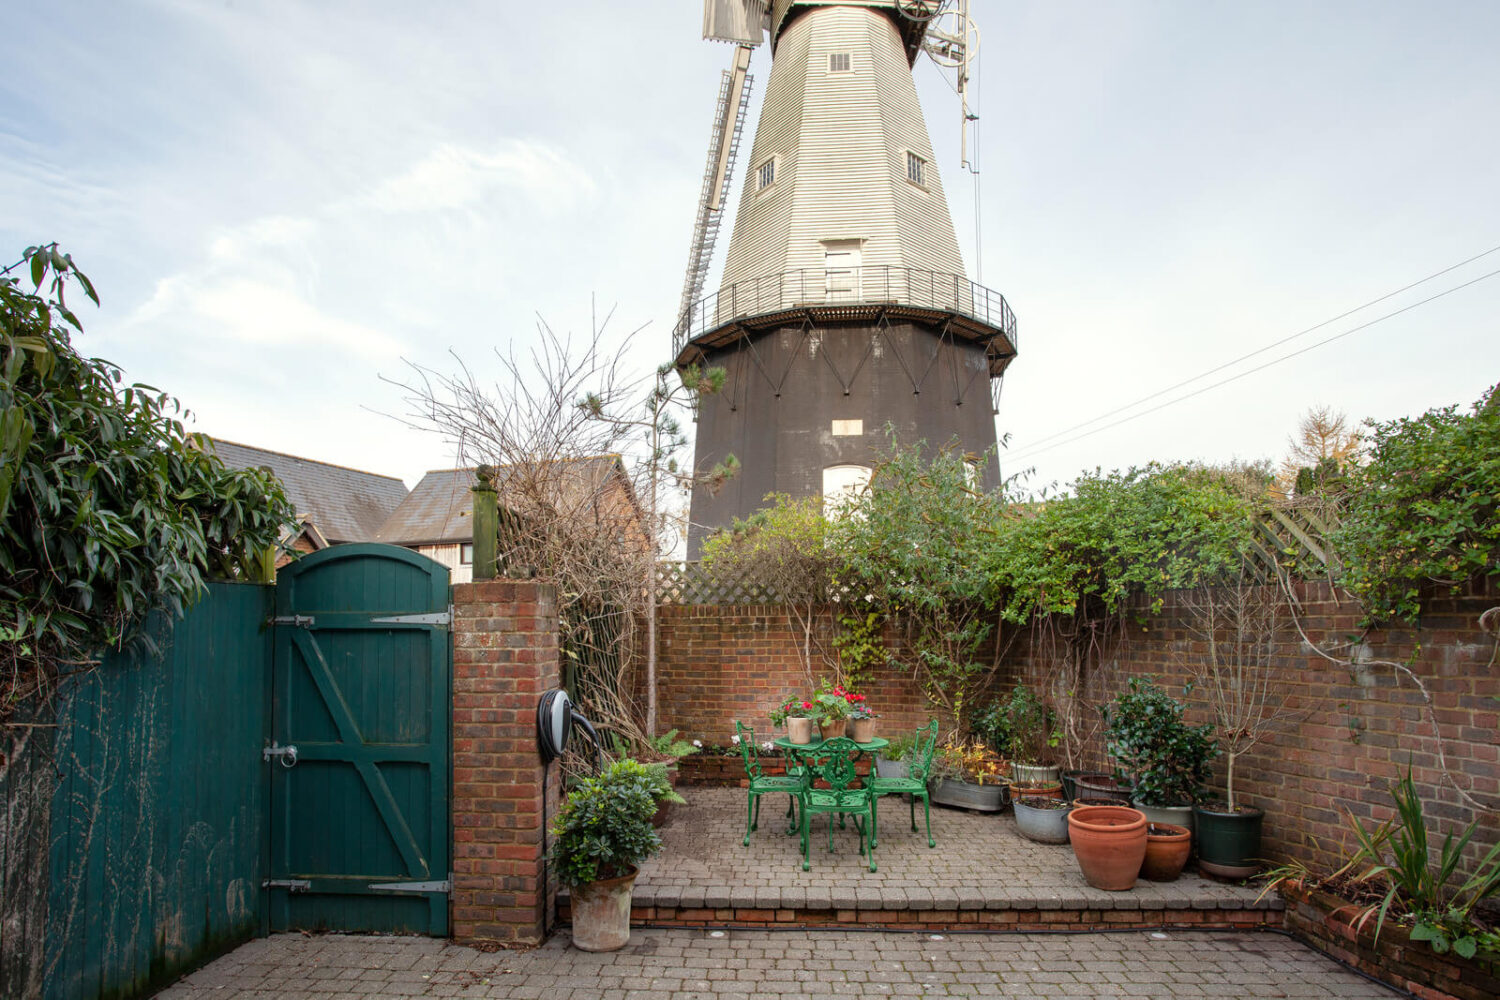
xmin=1194 ymin=803 xmax=1264 ymax=879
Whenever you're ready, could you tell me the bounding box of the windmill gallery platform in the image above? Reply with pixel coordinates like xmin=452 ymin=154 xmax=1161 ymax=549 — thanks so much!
xmin=557 ymin=788 xmax=1281 ymax=933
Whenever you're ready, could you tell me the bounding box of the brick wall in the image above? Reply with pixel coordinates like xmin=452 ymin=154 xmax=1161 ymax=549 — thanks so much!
xmin=1005 ymin=578 xmax=1500 ymax=875
xmin=451 ymin=579 xmax=561 ymax=946
xmin=653 ymin=579 xmax=1500 ymax=875
xmin=653 ymin=604 xmax=960 ymax=746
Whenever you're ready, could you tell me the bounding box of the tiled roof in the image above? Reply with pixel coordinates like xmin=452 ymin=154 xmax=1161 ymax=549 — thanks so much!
xmin=374 ymin=456 xmax=632 ymax=546
xmin=211 ymin=439 xmax=409 ymax=544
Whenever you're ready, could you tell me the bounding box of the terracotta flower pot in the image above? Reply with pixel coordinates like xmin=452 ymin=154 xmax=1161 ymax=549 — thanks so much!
xmin=1008 ymin=779 xmax=1062 ymax=800
xmin=850 ymin=717 xmax=875 ymax=743
xmin=1140 ymin=822 xmax=1192 ymax=882
xmin=819 ymin=718 xmax=847 ymax=741
xmin=570 ymin=867 xmax=638 ymax=952
xmin=787 ymin=717 xmax=814 ymax=745
xmin=1067 ymin=805 xmax=1148 ymax=891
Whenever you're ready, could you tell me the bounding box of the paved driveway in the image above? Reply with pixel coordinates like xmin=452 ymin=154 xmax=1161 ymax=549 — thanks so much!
xmin=156 ymin=928 xmax=1397 ymax=999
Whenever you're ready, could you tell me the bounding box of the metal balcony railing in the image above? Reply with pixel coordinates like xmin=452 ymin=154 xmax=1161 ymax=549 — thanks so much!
xmin=673 ymin=265 xmax=1018 ymax=357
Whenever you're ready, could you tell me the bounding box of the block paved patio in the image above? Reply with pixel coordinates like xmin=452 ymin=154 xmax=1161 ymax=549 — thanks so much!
xmin=154 ymin=927 xmax=1399 ymax=998
xmin=559 ymin=788 xmax=1282 ymax=933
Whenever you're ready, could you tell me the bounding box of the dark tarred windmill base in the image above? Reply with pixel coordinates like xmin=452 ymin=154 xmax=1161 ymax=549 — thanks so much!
xmin=686 ymin=318 xmax=1002 ymax=556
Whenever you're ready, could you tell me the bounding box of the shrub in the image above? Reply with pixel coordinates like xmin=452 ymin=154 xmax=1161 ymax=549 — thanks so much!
xmin=549 ymin=759 xmax=672 ymax=886
xmin=1331 ymin=385 xmax=1500 ymax=623
xmin=1103 ymin=677 xmax=1218 ymax=806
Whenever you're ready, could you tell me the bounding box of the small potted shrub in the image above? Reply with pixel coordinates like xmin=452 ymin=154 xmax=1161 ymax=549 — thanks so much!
xmin=551 ymin=759 xmax=680 ymax=951
xmin=770 ymin=693 xmax=815 ymax=745
xmin=1004 ymin=684 xmax=1061 ymax=784
xmin=876 ymin=731 xmax=916 ymax=779
xmin=643 ymin=729 xmax=700 ymax=827
xmin=1104 ymin=677 xmax=1217 ymax=834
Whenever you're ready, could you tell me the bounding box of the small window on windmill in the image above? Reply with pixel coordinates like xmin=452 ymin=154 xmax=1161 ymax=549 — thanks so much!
xmin=757 ymin=157 xmax=776 ymax=191
xmin=829 ymin=52 xmax=851 ymax=73
xmin=906 ymin=151 xmax=927 ymax=188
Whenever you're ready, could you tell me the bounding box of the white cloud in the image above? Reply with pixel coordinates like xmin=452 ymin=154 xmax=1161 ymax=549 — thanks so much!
xmin=360 ymin=140 xmax=596 ymax=214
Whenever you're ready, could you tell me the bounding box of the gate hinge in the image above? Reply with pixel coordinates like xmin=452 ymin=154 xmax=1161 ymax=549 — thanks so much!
xmin=368 ymin=608 xmax=451 ymax=626
xmin=270 ymin=614 xmax=315 ymax=627
xmin=369 ymin=876 xmax=452 ymax=895
xmin=263 ymin=878 xmax=311 ymax=893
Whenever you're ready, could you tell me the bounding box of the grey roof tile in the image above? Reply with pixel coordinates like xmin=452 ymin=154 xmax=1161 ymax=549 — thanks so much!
xmin=211 ymin=439 xmax=408 ymax=544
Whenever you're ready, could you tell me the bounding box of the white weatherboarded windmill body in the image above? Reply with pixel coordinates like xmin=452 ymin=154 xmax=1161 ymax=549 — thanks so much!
xmin=676 ymin=0 xmax=1018 ymax=555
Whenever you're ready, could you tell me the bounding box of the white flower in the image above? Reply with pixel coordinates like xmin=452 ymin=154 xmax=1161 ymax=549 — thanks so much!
xmin=762 ymin=741 xmax=774 ymax=751
xmin=692 ymin=739 xmax=703 ymax=748
xmin=730 ymin=734 xmax=741 ymax=744
xmin=864 ymin=593 xmax=874 ymax=602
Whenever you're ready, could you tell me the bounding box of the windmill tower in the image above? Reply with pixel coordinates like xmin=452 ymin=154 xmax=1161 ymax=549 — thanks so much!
xmin=677 ymin=0 xmax=1017 ymax=556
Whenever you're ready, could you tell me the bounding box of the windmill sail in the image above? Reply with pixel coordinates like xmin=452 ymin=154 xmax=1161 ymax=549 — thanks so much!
xmin=703 ymin=0 xmax=767 ymax=45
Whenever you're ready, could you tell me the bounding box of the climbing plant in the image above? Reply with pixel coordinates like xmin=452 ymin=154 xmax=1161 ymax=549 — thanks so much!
xmin=1 ymin=245 xmax=295 ymax=720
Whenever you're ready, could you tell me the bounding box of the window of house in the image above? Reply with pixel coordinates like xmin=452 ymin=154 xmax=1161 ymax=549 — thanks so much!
xmin=823 ymin=464 xmax=872 ymax=515
xmin=829 ymin=52 xmax=851 ymax=73
xmin=459 ymin=543 xmax=474 ymax=565
xmin=757 ymin=157 xmax=776 ymax=191
xmin=906 ymin=151 xmax=927 ymax=187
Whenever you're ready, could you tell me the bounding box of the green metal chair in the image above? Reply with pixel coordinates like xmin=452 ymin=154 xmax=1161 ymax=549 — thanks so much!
xmin=734 ymin=720 xmax=807 ymax=846
xmin=868 ymin=719 xmax=940 ymax=849
xmin=797 ymin=736 xmax=877 ymax=872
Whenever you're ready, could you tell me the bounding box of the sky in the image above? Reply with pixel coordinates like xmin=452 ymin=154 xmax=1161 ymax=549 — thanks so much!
xmin=3 ymin=0 xmax=1498 ymax=497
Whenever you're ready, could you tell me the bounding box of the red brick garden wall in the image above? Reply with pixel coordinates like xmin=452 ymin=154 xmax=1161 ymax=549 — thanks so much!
xmin=653 ymin=604 xmax=957 ymax=746
xmin=1005 ymin=578 xmax=1500 ymax=875
xmin=653 ymin=580 xmax=1500 ymax=875
xmin=451 ymin=579 xmax=562 ymax=947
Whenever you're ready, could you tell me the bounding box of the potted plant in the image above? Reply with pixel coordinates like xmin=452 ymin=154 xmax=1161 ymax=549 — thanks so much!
xmin=551 ymin=758 xmax=681 ymax=951
xmin=847 ymin=693 xmax=878 ymax=743
xmin=1184 ymin=581 xmax=1294 ymax=878
xmin=1073 ymin=772 xmax=1132 ymax=804
xmin=1104 ymin=677 xmax=1217 ymax=834
xmin=1067 ymin=804 xmax=1148 ymax=890
xmin=876 ymin=731 xmax=916 ymax=779
xmin=1141 ymin=822 xmax=1192 ymax=882
xmin=770 ymin=693 xmax=815 ymax=745
xmin=928 ymin=739 xmax=1009 ymax=812
xmin=813 ymin=679 xmax=853 ymax=740
xmin=643 ymin=729 xmax=700 ymax=827
xmin=1013 ymin=795 xmax=1071 ymax=844
xmin=1003 ymin=684 xmax=1061 ymax=784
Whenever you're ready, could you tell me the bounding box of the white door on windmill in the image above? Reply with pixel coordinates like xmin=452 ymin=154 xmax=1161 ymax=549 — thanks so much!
xmin=823 ymin=240 xmax=862 ymax=301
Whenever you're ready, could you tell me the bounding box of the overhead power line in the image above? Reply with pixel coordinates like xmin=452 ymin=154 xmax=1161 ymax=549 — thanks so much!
xmin=1004 ymin=261 xmax=1500 ymax=464
xmin=1008 ymin=243 xmax=1500 ymax=458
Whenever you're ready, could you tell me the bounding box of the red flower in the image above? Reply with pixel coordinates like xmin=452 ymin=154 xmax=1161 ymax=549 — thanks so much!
xmin=802 ymin=701 xmax=812 ymax=709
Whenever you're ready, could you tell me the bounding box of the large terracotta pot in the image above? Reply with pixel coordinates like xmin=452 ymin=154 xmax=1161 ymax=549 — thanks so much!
xmin=1067 ymin=805 xmax=1148 ymax=891
xmin=570 ymin=867 xmax=638 ymax=952
xmin=1140 ymin=822 xmax=1192 ymax=881
xmin=787 ymin=717 xmax=814 ymax=745
xmin=819 ymin=718 xmax=847 ymax=741
xmin=850 ymin=717 xmax=875 ymax=743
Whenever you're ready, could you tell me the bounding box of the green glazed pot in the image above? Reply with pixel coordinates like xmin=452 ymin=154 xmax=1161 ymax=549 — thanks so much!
xmin=1194 ymin=803 xmax=1264 ymax=879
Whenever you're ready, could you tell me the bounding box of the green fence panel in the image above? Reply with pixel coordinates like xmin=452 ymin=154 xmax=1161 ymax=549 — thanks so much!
xmin=46 ymin=582 xmax=273 ymax=1000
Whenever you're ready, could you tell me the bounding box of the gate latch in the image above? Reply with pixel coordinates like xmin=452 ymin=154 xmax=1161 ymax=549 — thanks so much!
xmin=263 ymin=878 xmax=311 ymax=893
xmin=262 ymin=742 xmax=299 ymax=766
xmin=369 ymin=877 xmax=452 ymax=895
xmin=270 ymin=615 xmax=315 ymax=627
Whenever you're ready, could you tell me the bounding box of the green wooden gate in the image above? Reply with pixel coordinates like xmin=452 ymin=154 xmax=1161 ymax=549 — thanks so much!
xmin=267 ymin=543 xmax=451 ymax=935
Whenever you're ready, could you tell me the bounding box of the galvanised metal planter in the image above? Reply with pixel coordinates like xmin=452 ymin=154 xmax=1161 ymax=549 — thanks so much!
xmin=929 ymin=778 xmax=1008 ymax=812
xmin=1011 ymin=762 xmax=1061 ymax=785
xmin=1013 ymin=796 xmax=1071 ymax=844
xmin=1132 ymin=799 xmax=1195 ymax=837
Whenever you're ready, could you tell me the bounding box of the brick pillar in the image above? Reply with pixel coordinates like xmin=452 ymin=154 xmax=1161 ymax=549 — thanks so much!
xmin=451 ymin=579 xmax=560 ymax=946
